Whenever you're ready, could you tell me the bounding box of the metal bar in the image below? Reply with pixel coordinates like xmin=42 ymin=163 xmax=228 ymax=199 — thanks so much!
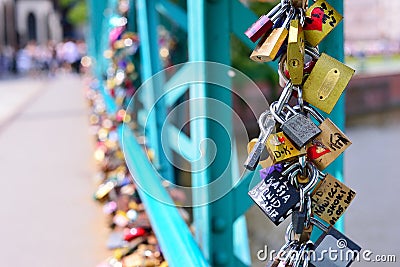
xmin=118 ymin=125 xmax=209 ymax=267
xmin=136 ymin=0 xmax=174 ymax=182
xmin=232 ymin=169 xmax=260 ymax=220
xmin=317 ymin=0 xmax=345 ymax=232
xmin=188 ymin=0 xmax=248 ymax=266
xmin=156 ymin=0 xmax=188 ymax=32
xmin=167 ymin=124 xmax=199 ymax=162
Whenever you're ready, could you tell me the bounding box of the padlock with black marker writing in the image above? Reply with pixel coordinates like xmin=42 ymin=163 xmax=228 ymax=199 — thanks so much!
xmin=309 ymin=217 xmax=361 ymax=267
xmin=299 ymin=105 xmax=352 ymax=170
xmin=250 ymin=7 xmax=295 ymax=62
xmin=271 ymin=102 xmax=321 ymax=149
xmin=303 ymin=48 xmax=355 ymax=114
xmin=303 ymin=0 xmax=343 ymax=47
xmin=311 ymin=172 xmax=356 ymax=226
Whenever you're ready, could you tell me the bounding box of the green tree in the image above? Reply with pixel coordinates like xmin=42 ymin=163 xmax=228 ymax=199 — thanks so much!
xmin=59 ymin=0 xmax=87 ymax=26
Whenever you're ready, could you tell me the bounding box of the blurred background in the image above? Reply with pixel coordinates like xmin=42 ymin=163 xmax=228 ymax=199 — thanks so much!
xmin=0 ymin=0 xmax=398 ymax=266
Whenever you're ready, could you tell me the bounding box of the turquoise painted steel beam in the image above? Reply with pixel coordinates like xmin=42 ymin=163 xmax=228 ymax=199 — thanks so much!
xmin=120 ymin=125 xmax=209 ymax=267
xmin=317 ymin=0 xmax=345 ymax=232
xmin=136 ymin=0 xmax=174 ymax=182
xmin=187 ymin=0 xmax=251 ymax=266
xmin=232 ymin=169 xmax=260 ymax=220
xmin=156 ymin=0 xmax=188 ymax=32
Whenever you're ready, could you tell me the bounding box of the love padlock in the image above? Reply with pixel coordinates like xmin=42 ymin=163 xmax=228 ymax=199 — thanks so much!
xmin=301 ymin=105 xmax=352 ymax=170
xmin=303 ymin=48 xmax=355 ymax=114
xmin=311 ymin=172 xmax=356 ymax=226
xmin=250 ymin=8 xmax=295 ymax=62
xmin=248 ymin=164 xmax=300 ymax=226
xmin=271 ymin=102 xmax=321 ymax=149
xmin=303 ymin=0 xmax=343 ymax=46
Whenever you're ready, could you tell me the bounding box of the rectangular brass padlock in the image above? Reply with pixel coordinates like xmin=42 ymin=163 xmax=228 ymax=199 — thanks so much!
xmin=303 ymin=53 xmax=355 ymax=114
xmin=311 ymin=174 xmax=356 ymax=225
xmin=245 ymin=3 xmax=283 ymax=42
xmin=266 ymin=132 xmax=306 ymax=163
xmin=307 ymin=118 xmax=352 ymax=170
xmin=250 ymin=12 xmax=293 ymax=62
xmin=287 ymin=19 xmax=305 ymax=85
xmin=303 ymin=0 xmax=343 ymax=47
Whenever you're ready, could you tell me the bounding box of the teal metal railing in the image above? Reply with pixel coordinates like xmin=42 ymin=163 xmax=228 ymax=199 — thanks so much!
xmin=86 ymin=0 xmax=345 ymax=266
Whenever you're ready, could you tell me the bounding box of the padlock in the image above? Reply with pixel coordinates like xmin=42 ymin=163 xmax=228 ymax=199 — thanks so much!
xmin=303 ymin=0 xmax=343 ymax=47
xmin=286 ymin=18 xmax=305 ymax=85
xmin=245 ymin=2 xmax=287 ymax=42
xmin=250 ymin=8 xmax=295 ymax=62
xmin=309 ymin=218 xmax=361 ymax=267
xmin=248 ymin=166 xmax=300 ymax=226
xmin=311 ymin=172 xmax=356 ymax=225
xmin=301 ymin=105 xmax=352 ymax=170
xmin=271 ymin=102 xmax=321 ymax=149
xmin=302 ymin=51 xmax=355 ymax=114
xmin=265 ymin=131 xmax=306 ymax=163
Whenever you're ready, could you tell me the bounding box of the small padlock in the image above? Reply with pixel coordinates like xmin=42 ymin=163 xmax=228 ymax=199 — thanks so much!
xmin=271 ymin=102 xmax=321 ymax=149
xmin=311 ymin=173 xmax=356 ymax=226
xmin=309 ymin=218 xmax=361 ymax=267
xmin=265 ymin=131 xmax=306 ymax=163
xmin=303 ymin=0 xmax=343 ymax=46
xmin=245 ymin=3 xmax=287 ymax=42
xmin=301 ymin=105 xmax=352 ymax=170
xmin=250 ymin=8 xmax=295 ymax=62
xmin=303 ymin=50 xmax=355 ymax=114
xmin=248 ymin=166 xmax=300 ymax=226
xmin=286 ymin=18 xmax=305 ymax=85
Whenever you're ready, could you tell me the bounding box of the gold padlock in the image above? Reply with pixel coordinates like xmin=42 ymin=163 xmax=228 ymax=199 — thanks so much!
xmin=302 ymin=105 xmax=352 ymax=170
xmin=312 ymin=173 xmax=356 ymax=225
xmin=303 ymin=0 xmax=343 ymax=47
xmin=265 ymin=132 xmax=306 ymax=163
xmin=250 ymin=8 xmax=295 ymax=62
xmin=303 ymin=52 xmax=355 ymax=114
xmin=286 ymin=18 xmax=305 ymax=85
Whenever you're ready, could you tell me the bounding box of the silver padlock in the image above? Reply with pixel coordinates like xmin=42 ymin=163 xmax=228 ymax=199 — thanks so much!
xmin=308 ymin=217 xmax=361 ymax=267
xmin=271 ymin=102 xmax=321 ymax=149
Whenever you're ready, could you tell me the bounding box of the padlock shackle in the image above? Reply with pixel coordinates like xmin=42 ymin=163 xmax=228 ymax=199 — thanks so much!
xmin=303 ymin=105 xmax=325 ymax=123
xmin=310 ymin=217 xmax=329 ymax=232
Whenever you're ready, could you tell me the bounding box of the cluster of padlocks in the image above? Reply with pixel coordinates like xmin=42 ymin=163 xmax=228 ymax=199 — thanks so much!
xmin=84 ymin=1 xmax=183 ymax=266
xmin=244 ymin=0 xmax=361 ymax=266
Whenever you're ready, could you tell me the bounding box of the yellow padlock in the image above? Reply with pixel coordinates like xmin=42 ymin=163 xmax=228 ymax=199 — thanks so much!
xmin=312 ymin=173 xmax=356 ymax=225
xmin=303 ymin=53 xmax=355 ymax=114
xmin=287 ymin=18 xmax=305 ymax=85
xmin=265 ymin=132 xmax=306 ymax=163
xmin=301 ymin=105 xmax=352 ymax=170
xmin=250 ymin=9 xmax=295 ymax=62
xmin=303 ymin=0 xmax=343 ymax=46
